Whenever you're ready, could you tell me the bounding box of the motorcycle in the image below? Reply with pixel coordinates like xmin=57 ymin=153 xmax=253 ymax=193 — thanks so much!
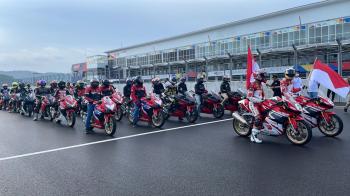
xmin=195 ymin=90 xmax=225 ymax=118
xmin=111 ymin=91 xmax=124 ymax=121
xmin=128 ymin=93 xmax=166 ymax=128
xmin=82 ymin=96 xmax=117 ymax=136
xmin=37 ymin=94 xmax=55 ymax=120
xmin=232 ymin=96 xmax=312 ymax=145
xmin=51 ymin=95 xmax=78 ymax=127
xmin=8 ymin=93 xmax=21 ymax=113
xmin=294 ymin=94 xmax=343 ymax=137
xmin=20 ymin=92 xmax=35 ymax=117
xmin=0 ymin=91 xmax=10 ymax=110
xmin=162 ymin=92 xmax=198 ymax=123
xmin=221 ymin=91 xmax=242 ymax=113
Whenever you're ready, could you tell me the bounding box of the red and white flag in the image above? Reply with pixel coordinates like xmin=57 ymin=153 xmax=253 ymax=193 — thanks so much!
xmin=246 ymin=46 xmax=260 ymax=89
xmin=309 ymin=59 xmax=349 ymax=98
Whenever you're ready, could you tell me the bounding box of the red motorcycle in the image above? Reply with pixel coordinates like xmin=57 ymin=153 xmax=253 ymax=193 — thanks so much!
xmin=232 ymin=96 xmax=312 ymax=145
xmin=37 ymin=95 xmax=56 ymax=120
xmin=162 ymin=92 xmax=198 ymax=123
xmin=128 ymin=93 xmax=166 ymax=128
xmin=51 ymin=95 xmax=78 ymax=127
xmin=294 ymin=95 xmax=343 ymax=137
xmin=197 ymin=90 xmax=225 ymax=118
xmin=221 ymin=91 xmax=242 ymax=113
xmin=83 ymin=96 xmax=117 ymax=136
xmin=111 ymin=91 xmax=124 ymax=121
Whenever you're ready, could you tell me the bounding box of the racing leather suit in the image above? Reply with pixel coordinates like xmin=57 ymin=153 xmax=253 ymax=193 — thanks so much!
xmin=100 ymin=85 xmax=115 ymax=97
xmin=280 ymin=78 xmax=296 ymax=100
xmin=177 ymin=82 xmax=187 ymax=95
xmin=153 ymin=82 xmax=164 ymax=96
xmin=247 ymin=81 xmax=265 ymax=129
xmin=34 ymin=86 xmax=51 ymax=116
xmin=194 ymin=81 xmax=206 ymax=112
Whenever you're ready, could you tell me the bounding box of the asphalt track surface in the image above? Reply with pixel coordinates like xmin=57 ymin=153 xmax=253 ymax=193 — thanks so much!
xmin=0 ymin=109 xmax=349 ymax=196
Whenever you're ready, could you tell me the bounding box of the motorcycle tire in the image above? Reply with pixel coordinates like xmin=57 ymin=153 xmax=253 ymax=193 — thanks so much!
xmin=105 ymin=117 xmax=117 ymax=136
xmin=232 ymin=115 xmax=254 ymax=137
xmin=213 ymin=104 xmax=225 ymax=119
xmin=152 ymin=112 xmax=165 ymax=128
xmin=114 ymin=107 xmax=123 ymax=121
xmin=286 ymin=120 xmax=312 ymax=145
xmin=186 ymin=108 xmax=198 ymax=123
xmin=318 ymin=114 xmax=343 ymax=137
xmin=67 ymin=112 xmax=76 ymax=128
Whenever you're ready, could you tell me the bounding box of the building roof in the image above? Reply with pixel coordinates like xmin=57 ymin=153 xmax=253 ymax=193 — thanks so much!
xmin=105 ymin=0 xmax=345 ymax=54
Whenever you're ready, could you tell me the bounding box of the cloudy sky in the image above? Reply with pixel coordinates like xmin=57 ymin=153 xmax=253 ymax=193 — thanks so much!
xmin=0 ymin=0 xmax=321 ymax=73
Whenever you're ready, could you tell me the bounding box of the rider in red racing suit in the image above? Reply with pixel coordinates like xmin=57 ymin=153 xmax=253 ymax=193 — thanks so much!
xmin=247 ymin=69 xmax=268 ymax=143
xmin=280 ymin=68 xmax=297 ymax=100
xmin=130 ymin=76 xmax=146 ymax=126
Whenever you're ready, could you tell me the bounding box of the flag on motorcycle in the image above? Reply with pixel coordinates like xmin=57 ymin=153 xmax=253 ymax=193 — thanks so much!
xmin=246 ymin=46 xmax=260 ymax=89
xmin=309 ymin=59 xmax=349 ymax=98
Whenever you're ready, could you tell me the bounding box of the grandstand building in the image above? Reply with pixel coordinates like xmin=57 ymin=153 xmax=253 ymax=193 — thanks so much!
xmin=105 ymin=0 xmax=350 ymax=81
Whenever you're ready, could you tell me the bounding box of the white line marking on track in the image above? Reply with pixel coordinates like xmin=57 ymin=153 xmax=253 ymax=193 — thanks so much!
xmin=0 ymin=118 xmax=232 ymax=162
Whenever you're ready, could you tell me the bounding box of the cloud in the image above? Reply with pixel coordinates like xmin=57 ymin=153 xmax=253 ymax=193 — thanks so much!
xmin=0 ymin=47 xmax=103 ymax=73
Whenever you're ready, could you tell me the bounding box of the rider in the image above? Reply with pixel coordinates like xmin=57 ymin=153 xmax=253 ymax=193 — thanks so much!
xmin=152 ymin=77 xmax=164 ymax=96
xmin=130 ymin=76 xmax=146 ymax=126
xmin=164 ymin=77 xmax=177 ymax=96
xmin=177 ymin=77 xmax=188 ymax=95
xmin=0 ymin=84 xmax=10 ymax=110
xmin=123 ymin=78 xmax=133 ymax=100
xmin=280 ymin=68 xmax=296 ymax=100
xmin=53 ymin=81 xmax=71 ymax=122
xmin=26 ymin=83 xmax=33 ymax=93
xmin=84 ymin=79 xmax=102 ymax=133
xmin=247 ymin=69 xmax=268 ymax=144
xmin=194 ymin=76 xmax=206 ymax=114
xmin=49 ymin=80 xmax=58 ymax=95
xmin=9 ymin=82 xmax=20 ymax=112
xmin=100 ymin=79 xmax=115 ymax=97
xmin=66 ymin=82 xmax=74 ymax=94
xmin=220 ymin=75 xmax=231 ymax=105
xmin=74 ymin=80 xmax=86 ymax=99
xmin=33 ymin=80 xmax=51 ymax=121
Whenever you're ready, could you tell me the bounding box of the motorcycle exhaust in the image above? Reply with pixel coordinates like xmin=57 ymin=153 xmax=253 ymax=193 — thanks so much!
xmin=232 ymin=112 xmax=248 ymax=125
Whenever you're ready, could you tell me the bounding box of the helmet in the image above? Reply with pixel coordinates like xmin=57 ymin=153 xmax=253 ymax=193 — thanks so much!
xmin=50 ymin=80 xmax=58 ymax=88
xmin=180 ymin=77 xmax=186 ymax=83
xmin=12 ymin=82 xmax=19 ymax=88
xmin=26 ymin=83 xmax=31 ymax=88
xmin=151 ymin=77 xmax=160 ymax=84
xmin=2 ymin=83 xmax=8 ymax=89
xmin=39 ymin=80 xmax=47 ymax=87
xmin=197 ymin=76 xmax=204 ymax=83
xmin=253 ymin=69 xmax=268 ymax=83
xmin=223 ymin=75 xmax=230 ymax=82
xmin=90 ymin=78 xmax=99 ymax=88
xmin=58 ymin=81 xmax=66 ymax=89
xmin=126 ymin=78 xmax=132 ymax=85
xmin=76 ymin=80 xmax=85 ymax=89
xmin=135 ymin=76 xmax=143 ymax=86
xmin=171 ymin=77 xmax=177 ymax=84
xmin=102 ymin=79 xmax=110 ymax=86
xmin=19 ymin=82 xmax=25 ymax=89
xmin=285 ymin=68 xmax=296 ymax=80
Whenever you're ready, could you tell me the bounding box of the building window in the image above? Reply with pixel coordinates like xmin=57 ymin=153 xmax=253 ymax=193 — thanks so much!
xmin=137 ymin=55 xmax=148 ymax=66
xmin=163 ymin=50 xmax=177 ymax=62
xmin=149 ymin=53 xmax=162 ymax=64
xmin=179 ymin=48 xmax=195 ymax=60
xmin=116 ymin=57 xmax=126 ymax=67
xmin=127 ymin=57 xmax=137 ymax=67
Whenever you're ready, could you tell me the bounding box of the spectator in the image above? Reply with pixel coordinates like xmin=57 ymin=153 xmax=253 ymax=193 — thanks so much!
xmin=269 ymin=75 xmax=282 ymax=97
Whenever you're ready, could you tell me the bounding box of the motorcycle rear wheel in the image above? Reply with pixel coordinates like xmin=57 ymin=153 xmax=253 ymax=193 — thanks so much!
xmin=318 ymin=114 xmax=343 ymax=137
xmin=232 ymin=115 xmax=253 ymax=137
xmin=286 ymin=121 xmax=312 ymax=145
xmin=213 ymin=104 xmax=225 ymax=118
xmin=186 ymin=108 xmax=198 ymax=123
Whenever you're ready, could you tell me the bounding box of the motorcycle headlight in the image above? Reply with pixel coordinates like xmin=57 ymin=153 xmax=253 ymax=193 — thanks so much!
xmin=295 ymin=103 xmax=303 ymax=112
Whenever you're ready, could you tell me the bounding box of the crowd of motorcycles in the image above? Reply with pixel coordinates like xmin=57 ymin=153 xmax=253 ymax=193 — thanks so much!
xmin=0 ymin=78 xmax=343 ymax=146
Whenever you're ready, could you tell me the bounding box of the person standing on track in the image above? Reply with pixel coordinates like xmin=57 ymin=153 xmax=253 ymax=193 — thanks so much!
xmin=130 ymin=76 xmax=146 ymax=126
xmin=84 ymin=79 xmax=102 ymax=134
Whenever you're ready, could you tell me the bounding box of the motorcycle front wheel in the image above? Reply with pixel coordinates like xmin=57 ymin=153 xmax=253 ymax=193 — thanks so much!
xmin=152 ymin=111 xmax=165 ymax=128
xmin=114 ymin=106 xmax=123 ymax=121
xmin=232 ymin=115 xmax=253 ymax=137
xmin=186 ymin=108 xmax=198 ymax=123
xmin=67 ymin=111 xmax=76 ymax=128
xmin=105 ymin=117 xmax=117 ymax=136
xmin=318 ymin=114 xmax=343 ymax=137
xmin=286 ymin=121 xmax=312 ymax=145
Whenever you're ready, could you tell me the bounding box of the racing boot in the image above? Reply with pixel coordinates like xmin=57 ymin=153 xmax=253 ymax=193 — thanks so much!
xmin=250 ymin=128 xmax=262 ymax=143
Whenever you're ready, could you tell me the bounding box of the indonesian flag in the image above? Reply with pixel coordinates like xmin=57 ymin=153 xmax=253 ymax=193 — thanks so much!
xmin=246 ymin=46 xmax=260 ymax=89
xmin=309 ymin=59 xmax=349 ymax=98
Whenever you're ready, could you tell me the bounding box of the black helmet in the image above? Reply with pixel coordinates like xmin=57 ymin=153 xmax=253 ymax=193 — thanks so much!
xmin=19 ymin=82 xmax=25 ymax=89
xmin=135 ymin=76 xmax=143 ymax=86
xmin=102 ymin=79 xmax=110 ymax=86
xmin=90 ymin=78 xmax=99 ymax=88
xmin=58 ymin=81 xmax=66 ymax=89
xmin=197 ymin=76 xmax=204 ymax=83
xmin=126 ymin=78 xmax=132 ymax=85
xmin=285 ymin=68 xmax=296 ymax=79
xmin=171 ymin=77 xmax=177 ymax=84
